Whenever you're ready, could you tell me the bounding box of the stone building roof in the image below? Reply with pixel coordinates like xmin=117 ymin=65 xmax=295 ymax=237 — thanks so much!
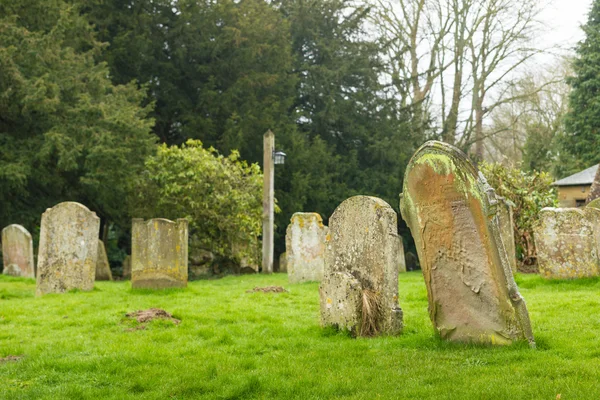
xmin=553 ymin=164 xmax=598 ymax=186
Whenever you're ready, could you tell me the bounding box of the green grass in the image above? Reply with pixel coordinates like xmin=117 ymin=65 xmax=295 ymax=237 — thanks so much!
xmin=1 ymin=272 xmax=600 ymax=399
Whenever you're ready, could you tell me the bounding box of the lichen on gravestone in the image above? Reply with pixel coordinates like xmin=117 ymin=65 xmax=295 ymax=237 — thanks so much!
xmin=2 ymin=224 xmax=35 ymax=278
xmin=286 ymin=212 xmax=328 ymax=283
xmin=400 ymin=141 xmax=535 ymax=347
xmin=131 ymin=218 xmax=188 ymax=289
xmin=36 ymin=202 xmax=100 ymax=296
xmin=319 ymin=196 xmax=404 ymax=337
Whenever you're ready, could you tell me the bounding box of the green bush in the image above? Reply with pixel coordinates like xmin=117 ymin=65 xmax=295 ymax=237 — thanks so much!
xmin=480 ymin=162 xmax=558 ymax=270
xmin=130 ymin=140 xmax=264 ymax=266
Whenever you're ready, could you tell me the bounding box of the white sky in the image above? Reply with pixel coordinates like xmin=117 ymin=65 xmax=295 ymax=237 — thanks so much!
xmin=539 ymin=0 xmax=591 ymax=52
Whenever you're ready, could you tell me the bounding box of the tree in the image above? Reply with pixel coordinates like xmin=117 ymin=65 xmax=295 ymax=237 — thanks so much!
xmin=480 ymin=60 xmax=570 ymax=171
xmin=130 ymin=140 xmax=263 ymax=267
xmin=0 ymin=1 xmax=155 ymax=234
xmin=563 ymin=0 xmax=600 ymax=173
xmin=374 ymin=0 xmax=545 ymax=157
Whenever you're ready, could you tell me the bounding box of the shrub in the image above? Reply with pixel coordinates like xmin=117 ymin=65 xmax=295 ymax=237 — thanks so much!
xmin=131 ymin=140 xmax=264 ymax=267
xmin=479 ymin=162 xmax=558 ymax=270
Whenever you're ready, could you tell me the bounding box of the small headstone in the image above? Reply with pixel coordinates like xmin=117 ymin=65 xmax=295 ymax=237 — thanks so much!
xmin=131 ymin=218 xmax=188 ymax=289
xmin=36 ymin=202 xmax=100 ymax=296
xmin=319 ymin=196 xmax=404 ymax=336
xmin=122 ymin=255 xmax=131 ymax=279
xmin=95 ymin=240 xmax=113 ymax=281
xmin=534 ymin=208 xmax=600 ymax=279
xmin=279 ymin=252 xmax=288 ymax=273
xmin=1 ymin=224 xmax=35 ymax=278
xmin=497 ymin=197 xmax=518 ymax=274
xmin=400 ymin=141 xmax=535 ymax=346
xmin=286 ymin=213 xmax=328 ymax=283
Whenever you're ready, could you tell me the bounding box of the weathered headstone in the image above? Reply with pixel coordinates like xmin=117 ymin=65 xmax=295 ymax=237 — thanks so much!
xmin=95 ymin=240 xmax=113 ymax=281
xmin=286 ymin=213 xmax=328 ymax=283
xmin=534 ymin=208 xmax=600 ymax=279
xmin=131 ymin=218 xmax=188 ymax=289
xmin=497 ymin=197 xmax=518 ymax=274
xmin=319 ymin=196 xmax=404 ymax=336
xmin=122 ymin=255 xmax=131 ymax=279
xmin=587 ymin=198 xmax=600 ymax=210
xmin=1 ymin=224 xmax=35 ymax=278
xmin=400 ymin=141 xmax=535 ymax=346
xmin=36 ymin=202 xmax=100 ymax=296
xmin=279 ymin=252 xmax=288 ymax=273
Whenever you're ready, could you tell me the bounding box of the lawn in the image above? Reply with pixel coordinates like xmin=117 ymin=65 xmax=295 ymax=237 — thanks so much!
xmin=1 ymin=271 xmax=600 ymax=399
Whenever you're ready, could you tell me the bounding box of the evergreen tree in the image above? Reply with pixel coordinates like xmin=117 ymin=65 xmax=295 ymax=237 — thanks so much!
xmin=563 ymin=0 xmax=600 ymax=172
xmin=0 ymin=1 xmax=155 ymax=233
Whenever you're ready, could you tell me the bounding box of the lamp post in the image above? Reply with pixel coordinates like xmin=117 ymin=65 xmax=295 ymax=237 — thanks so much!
xmin=262 ymin=130 xmax=286 ymax=274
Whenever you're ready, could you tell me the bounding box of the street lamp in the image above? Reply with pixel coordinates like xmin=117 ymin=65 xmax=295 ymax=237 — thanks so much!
xmin=273 ymin=151 xmax=286 ymax=165
xmin=262 ymin=131 xmax=286 ymax=274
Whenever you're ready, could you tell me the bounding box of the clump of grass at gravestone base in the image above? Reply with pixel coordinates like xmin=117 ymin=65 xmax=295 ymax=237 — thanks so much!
xmin=1 ymin=271 xmax=600 ymax=399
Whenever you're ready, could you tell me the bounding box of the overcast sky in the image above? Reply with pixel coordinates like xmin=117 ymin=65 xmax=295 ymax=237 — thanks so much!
xmin=540 ymin=0 xmax=592 ymax=52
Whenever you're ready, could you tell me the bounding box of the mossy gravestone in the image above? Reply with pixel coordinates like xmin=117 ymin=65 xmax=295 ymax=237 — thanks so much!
xmin=131 ymin=218 xmax=188 ymax=289
xmin=36 ymin=202 xmax=100 ymax=296
xmin=95 ymin=240 xmax=113 ymax=281
xmin=2 ymin=224 xmax=35 ymax=278
xmin=286 ymin=212 xmax=328 ymax=283
xmin=319 ymin=196 xmax=404 ymax=337
xmin=534 ymin=208 xmax=600 ymax=279
xmin=400 ymin=141 xmax=535 ymax=347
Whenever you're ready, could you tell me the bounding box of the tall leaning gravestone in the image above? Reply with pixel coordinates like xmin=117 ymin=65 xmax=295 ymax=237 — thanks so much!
xmin=2 ymin=224 xmax=35 ymax=278
xmin=36 ymin=202 xmax=100 ymax=296
xmin=400 ymin=141 xmax=535 ymax=347
xmin=319 ymin=196 xmax=405 ymax=337
xmin=131 ymin=218 xmax=188 ymax=289
xmin=286 ymin=212 xmax=328 ymax=283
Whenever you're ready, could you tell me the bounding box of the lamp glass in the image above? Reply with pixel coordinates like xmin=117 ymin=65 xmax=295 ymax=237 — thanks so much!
xmin=273 ymin=151 xmax=286 ymax=165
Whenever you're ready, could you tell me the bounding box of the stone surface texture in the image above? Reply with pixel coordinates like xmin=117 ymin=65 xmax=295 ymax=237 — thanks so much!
xmin=319 ymin=196 xmax=404 ymax=336
xmin=400 ymin=141 xmax=535 ymax=347
xmin=2 ymin=224 xmax=35 ymax=278
xmin=319 ymin=272 xmax=362 ymax=332
xmin=122 ymin=255 xmax=131 ymax=279
xmin=279 ymin=252 xmax=288 ymax=273
xmin=587 ymin=198 xmax=600 ymax=209
xmin=534 ymin=207 xmax=600 ymax=279
xmin=131 ymin=218 xmax=188 ymax=289
xmin=286 ymin=213 xmax=328 ymax=283
xmin=497 ymin=197 xmax=517 ymax=274
xmin=95 ymin=240 xmax=113 ymax=281
xmin=36 ymin=202 xmax=100 ymax=296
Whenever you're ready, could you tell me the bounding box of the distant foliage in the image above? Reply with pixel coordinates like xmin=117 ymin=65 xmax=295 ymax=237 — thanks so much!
xmin=480 ymin=162 xmax=558 ymax=269
xmin=131 ymin=140 xmax=263 ymax=265
xmin=0 ymin=1 xmax=155 ymax=231
xmin=563 ymin=0 xmax=600 ymax=172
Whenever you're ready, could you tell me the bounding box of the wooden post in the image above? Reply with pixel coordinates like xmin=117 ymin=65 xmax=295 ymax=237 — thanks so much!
xmin=262 ymin=130 xmax=275 ymax=273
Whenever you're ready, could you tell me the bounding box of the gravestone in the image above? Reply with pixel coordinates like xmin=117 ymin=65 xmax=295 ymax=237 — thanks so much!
xmin=319 ymin=196 xmax=404 ymax=336
xmin=131 ymin=218 xmax=188 ymax=289
xmin=279 ymin=252 xmax=288 ymax=273
xmin=95 ymin=240 xmax=113 ymax=281
xmin=534 ymin=208 xmax=600 ymax=279
xmin=286 ymin=213 xmax=328 ymax=283
xmin=587 ymin=198 xmax=600 ymax=210
xmin=1 ymin=224 xmax=35 ymax=278
xmin=122 ymin=255 xmax=131 ymax=279
xmin=36 ymin=202 xmax=100 ymax=296
xmin=497 ymin=197 xmax=518 ymax=274
xmin=400 ymin=141 xmax=535 ymax=347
